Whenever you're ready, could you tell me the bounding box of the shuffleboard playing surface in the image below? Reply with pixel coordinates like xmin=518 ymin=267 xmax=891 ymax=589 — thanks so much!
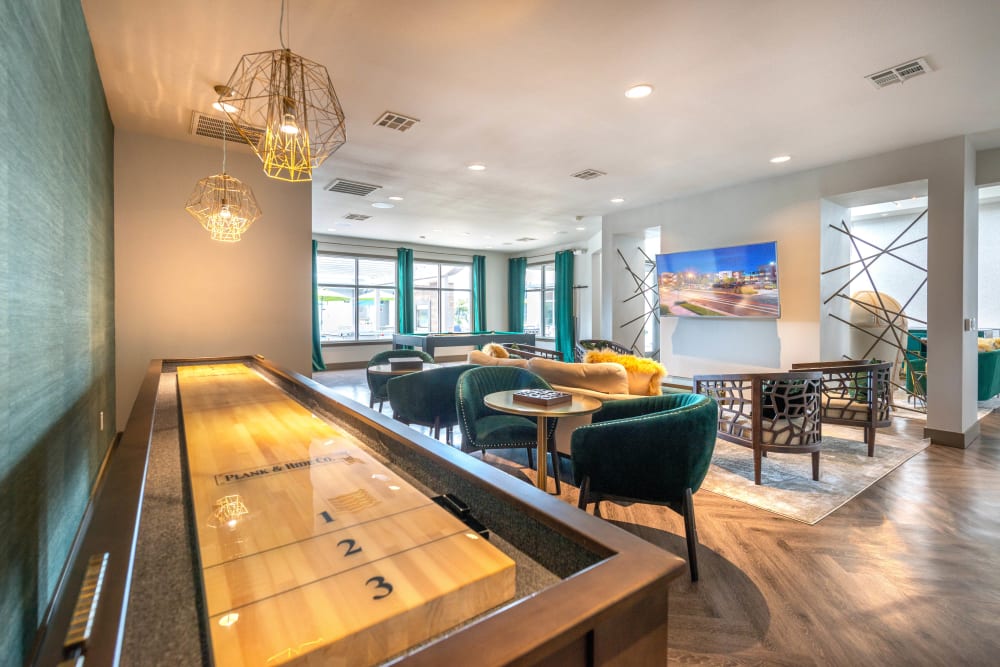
xmin=177 ymin=363 xmax=516 ymax=666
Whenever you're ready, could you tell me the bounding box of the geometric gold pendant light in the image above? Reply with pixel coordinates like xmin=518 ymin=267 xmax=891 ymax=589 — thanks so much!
xmin=185 ymin=111 xmax=262 ymax=242
xmin=219 ymin=0 xmax=346 ymax=182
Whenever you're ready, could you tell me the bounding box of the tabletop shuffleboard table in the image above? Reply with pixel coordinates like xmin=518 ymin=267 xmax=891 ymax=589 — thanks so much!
xmin=35 ymin=354 xmax=685 ymax=667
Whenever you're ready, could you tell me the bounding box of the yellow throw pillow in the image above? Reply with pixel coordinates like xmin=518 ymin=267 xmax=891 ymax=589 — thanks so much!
xmin=583 ymin=350 xmax=667 ymax=395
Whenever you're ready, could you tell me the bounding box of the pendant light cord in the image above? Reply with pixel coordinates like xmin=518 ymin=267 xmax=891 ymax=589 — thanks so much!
xmin=279 ymin=0 xmax=288 ymax=49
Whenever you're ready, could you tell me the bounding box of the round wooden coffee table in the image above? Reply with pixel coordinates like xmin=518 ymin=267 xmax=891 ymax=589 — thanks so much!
xmin=483 ymin=390 xmax=602 ymax=491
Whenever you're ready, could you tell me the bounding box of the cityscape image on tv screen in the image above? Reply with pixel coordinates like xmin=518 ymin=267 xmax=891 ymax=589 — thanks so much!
xmin=656 ymin=241 xmax=780 ymax=318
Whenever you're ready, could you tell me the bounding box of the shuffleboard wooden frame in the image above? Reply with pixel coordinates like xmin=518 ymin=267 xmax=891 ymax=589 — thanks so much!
xmin=33 ymin=355 xmax=685 ymax=667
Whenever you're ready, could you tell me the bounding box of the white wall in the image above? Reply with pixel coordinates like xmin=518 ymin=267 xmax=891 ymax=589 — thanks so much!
xmin=313 ymin=235 xmax=511 ymax=364
xmin=849 ymin=210 xmax=928 ymax=325
xmin=604 ymin=136 xmax=980 ymax=440
xmin=114 ymin=131 xmax=312 ymax=428
xmin=980 ymin=201 xmax=1000 ymax=328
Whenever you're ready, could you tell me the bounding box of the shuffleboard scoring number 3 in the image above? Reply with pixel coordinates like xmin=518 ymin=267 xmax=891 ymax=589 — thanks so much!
xmin=365 ymin=576 xmax=394 ymax=600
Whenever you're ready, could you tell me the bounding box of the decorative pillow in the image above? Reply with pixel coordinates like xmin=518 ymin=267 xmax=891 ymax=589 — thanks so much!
xmin=583 ymin=350 xmax=666 ymax=395
xmin=467 ymin=349 xmax=528 ymax=367
xmin=482 ymin=342 xmax=509 ymax=358
xmin=526 ymin=358 xmax=629 ymax=395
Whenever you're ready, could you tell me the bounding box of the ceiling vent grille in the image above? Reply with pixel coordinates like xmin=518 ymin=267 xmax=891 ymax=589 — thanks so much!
xmin=865 ymin=57 xmax=932 ymax=89
xmin=515 ymin=237 xmax=538 ymax=242
xmin=324 ymin=179 xmax=383 ymax=196
xmin=571 ymin=169 xmax=606 ymax=180
xmin=190 ymin=111 xmax=265 ymax=146
xmin=343 ymin=213 xmax=371 ymax=221
xmin=374 ymin=111 xmax=419 ymax=132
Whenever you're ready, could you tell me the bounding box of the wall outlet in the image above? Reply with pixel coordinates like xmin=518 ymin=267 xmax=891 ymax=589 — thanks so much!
xmin=99 ymin=411 xmax=104 ymax=432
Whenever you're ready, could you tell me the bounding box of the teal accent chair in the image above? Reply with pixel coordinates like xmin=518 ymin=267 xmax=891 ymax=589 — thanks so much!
xmin=366 ymin=350 xmax=434 ymax=410
xmin=456 ymin=366 xmax=561 ymax=492
xmin=571 ymin=394 xmax=719 ymax=581
xmin=387 ymin=364 xmax=477 ymax=444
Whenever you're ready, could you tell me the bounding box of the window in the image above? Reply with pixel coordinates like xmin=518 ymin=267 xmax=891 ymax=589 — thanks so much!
xmin=413 ymin=261 xmax=471 ymax=333
xmin=524 ymin=263 xmax=555 ymax=338
xmin=316 ymin=254 xmax=396 ymax=342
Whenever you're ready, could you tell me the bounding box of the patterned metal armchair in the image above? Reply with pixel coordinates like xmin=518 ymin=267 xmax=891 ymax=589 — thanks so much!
xmin=694 ymin=372 xmax=824 ymax=485
xmin=791 ymin=360 xmax=892 ymax=456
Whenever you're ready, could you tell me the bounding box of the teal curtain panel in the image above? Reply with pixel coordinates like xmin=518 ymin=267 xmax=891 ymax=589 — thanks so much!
xmin=311 ymin=240 xmax=327 ymax=371
xmin=397 ymin=248 xmax=415 ymax=334
xmin=472 ymin=255 xmax=487 ymax=331
xmin=508 ymin=257 xmax=527 ymax=332
xmin=555 ymin=250 xmax=575 ymax=361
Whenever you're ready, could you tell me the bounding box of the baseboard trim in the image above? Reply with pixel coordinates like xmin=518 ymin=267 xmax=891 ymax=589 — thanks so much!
xmin=924 ymin=422 xmax=980 ymax=449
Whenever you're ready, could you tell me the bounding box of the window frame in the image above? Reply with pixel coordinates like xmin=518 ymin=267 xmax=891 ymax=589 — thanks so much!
xmin=412 ymin=260 xmax=473 ymax=334
xmin=316 ymin=252 xmax=397 ymax=345
xmin=525 ymin=261 xmax=556 ymax=340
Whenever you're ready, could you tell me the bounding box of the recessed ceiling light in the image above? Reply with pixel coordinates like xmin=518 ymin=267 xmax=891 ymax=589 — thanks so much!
xmin=463 ymin=232 xmax=471 ymax=236
xmin=212 ymin=84 xmax=237 ymax=113
xmin=625 ymin=84 xmax=653 ymax=99
xmin=388 ymin=196 xmax=404 ymax=201
xmin=575 ymin=226 xmax=585 ymax=230
xmin=467 ymin=163 xmax=486 ymax=171
xmin=769 ymin=155 xmax=791 ymax=163
xmin=610 ymin=197 xmax=625 ymax=204
xmin=371 ymin=202 xmax=394 ymax=209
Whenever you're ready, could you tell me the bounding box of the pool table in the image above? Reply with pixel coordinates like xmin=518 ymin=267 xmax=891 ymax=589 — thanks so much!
xmin=393 ymin=331 xmax=535 ymax=356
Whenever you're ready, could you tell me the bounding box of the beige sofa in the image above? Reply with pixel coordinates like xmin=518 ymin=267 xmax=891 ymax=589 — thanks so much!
xmin=465 ymin=350 xmax=656 ymax=454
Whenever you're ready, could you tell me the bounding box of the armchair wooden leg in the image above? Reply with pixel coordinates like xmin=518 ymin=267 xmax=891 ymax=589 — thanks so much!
xmin=811 ymin=451 xmax=820 ymax=481
xmin=525 ymin=447 xmax=534 ymax=470
xmin=754 ymin=447 xmax=763 ymax=485
xmin=445 ymin=426 xmax=453 ymax=445
xmin=682 ymin=488 xmax=700 ymax=582
xmin=433 ymin=417 xmax=441 ymax=441
xmin=577 ymin=476 xmax=590 ymax=510
xmin=866 ymin=426 xmax=876 ymax=457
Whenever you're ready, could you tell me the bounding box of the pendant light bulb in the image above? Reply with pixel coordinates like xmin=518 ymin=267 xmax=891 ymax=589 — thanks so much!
xmin=280 ymin=113 xmax=299 ymax=135
xmin=219 ymin=204 xmax=232 ymax=219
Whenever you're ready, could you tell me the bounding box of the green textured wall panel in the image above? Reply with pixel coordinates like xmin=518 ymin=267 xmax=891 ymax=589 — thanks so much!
xmin=0 ymin=0 xmax=115 ymax=663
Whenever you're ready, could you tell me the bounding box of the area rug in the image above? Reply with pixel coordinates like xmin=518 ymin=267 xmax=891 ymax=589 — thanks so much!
xmin=701 ymin=436 xmax=930 ymax=524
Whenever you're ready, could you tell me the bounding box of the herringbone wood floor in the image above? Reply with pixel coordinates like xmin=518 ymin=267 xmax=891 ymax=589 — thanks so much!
xmin=315 ymin=368 xmax=1000 ymax=666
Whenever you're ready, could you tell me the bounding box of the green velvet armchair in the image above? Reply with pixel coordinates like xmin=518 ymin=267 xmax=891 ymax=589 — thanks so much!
xmin=571 ymin=393 xmax=718 ymax=581
xmin=387 ymin=364 xmax=477 ymax=444
xmin=366 ymin=350 xmax=434 ymax=410
xmin=456 ymin=366 xmax=561 ymax=492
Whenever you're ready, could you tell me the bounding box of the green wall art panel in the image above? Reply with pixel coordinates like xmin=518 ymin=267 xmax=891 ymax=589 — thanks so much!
xmin=0 ymin=0 xmax=115 ymax=663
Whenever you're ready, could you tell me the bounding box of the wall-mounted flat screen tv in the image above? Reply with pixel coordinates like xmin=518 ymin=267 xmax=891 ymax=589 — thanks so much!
xmin=656 ymin=241 xmax=780 ymax=318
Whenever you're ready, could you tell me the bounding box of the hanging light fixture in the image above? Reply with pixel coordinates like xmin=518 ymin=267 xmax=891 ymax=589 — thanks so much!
xmin=185 ymin=109 xmax=262 ymax=242
xmin=219 ymin=0 xmax=346 ymax=182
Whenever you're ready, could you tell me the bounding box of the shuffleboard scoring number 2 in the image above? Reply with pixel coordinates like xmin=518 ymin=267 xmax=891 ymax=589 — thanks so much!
xmin=318 ymin=512 xmax=394 ymax=600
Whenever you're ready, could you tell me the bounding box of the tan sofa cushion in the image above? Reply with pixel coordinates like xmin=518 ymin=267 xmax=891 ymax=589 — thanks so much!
xmin=527 ymin=358 xmax=629 ymax=395
xmin=466 ymin=349 xmax=529 ymax=367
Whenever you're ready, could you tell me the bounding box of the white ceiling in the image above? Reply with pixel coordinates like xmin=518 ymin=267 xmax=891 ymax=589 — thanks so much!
xmin=81 ymin=0 xmax=1000 ymax=252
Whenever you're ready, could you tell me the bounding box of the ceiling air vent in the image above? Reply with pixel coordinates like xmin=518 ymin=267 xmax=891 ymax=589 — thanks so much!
xmin=190 ymin=111 xmax=265 ymax=146
xmin=515 ymin=237 xmax=538 ymax=242
xmin=324 ymin=179 xmax=383 ymax=197
xmin=374 ymin=111 xmax=419 ymax=132
xmin=865 ymin=57 xmax=932 ymax=89
xmin=343 ymin=213 xmax=371 ymax=221
xmin=571 ymin=169 xmax=606 ymax=180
